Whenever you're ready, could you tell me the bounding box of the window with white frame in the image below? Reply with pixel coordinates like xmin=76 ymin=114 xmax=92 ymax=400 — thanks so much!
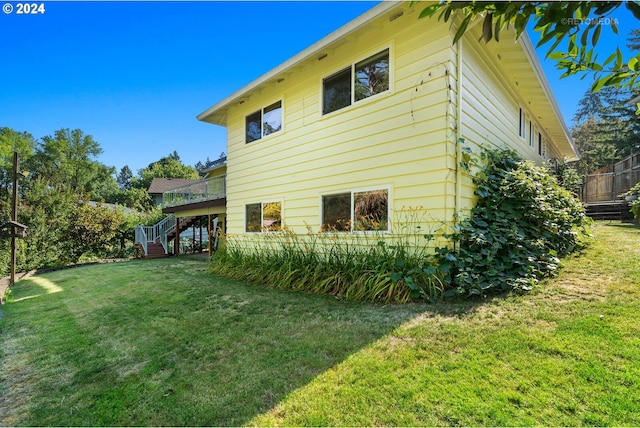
xmin=519 ymin=108 xmax=526 ymax=139
xmin=538 ymin=132 xmax=543 ymax=156
xmin=323 ymin=49 xmax=390 ymax=115
xmin=246 ymin=101 xmax=282 ymax=143
xmin=529 ymin=121 xmax=535 ymax=147
xmin=245 ymin=201 xmax=282 ymax=232
xmin=321 ymin=189 xmax=389 ymax=232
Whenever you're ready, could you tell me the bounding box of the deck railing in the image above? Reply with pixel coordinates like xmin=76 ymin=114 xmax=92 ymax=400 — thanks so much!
xmin=135 ymin=214 xmax=175 ymax=255
xmin=162 ymin=174 xmax=226 ymax=208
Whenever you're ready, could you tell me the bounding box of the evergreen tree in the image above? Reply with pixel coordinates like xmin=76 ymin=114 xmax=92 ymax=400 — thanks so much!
xmin=117 ymin=165 xmax=133 ymax=190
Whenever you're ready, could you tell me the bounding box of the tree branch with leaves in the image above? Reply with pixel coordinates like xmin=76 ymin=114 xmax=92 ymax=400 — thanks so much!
xmin=414 ymin=1 xmax=640 ymax=94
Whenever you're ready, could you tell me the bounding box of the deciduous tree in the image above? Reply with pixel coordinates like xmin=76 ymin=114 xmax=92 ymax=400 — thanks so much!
xmin=132 ymin=152 xmax=200 ymax=191
xmin=27 ymin=128 xmax=118 ymax=200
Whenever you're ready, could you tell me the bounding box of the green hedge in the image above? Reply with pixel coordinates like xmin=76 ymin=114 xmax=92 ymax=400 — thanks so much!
xmin=435 ymin=147 xmax=593 ymax=296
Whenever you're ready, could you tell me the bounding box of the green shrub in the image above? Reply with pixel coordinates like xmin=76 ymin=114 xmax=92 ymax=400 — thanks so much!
xmin=631 ymin=199 xmax=640 ymax=221
xmin=437 ymin=147 xmax=592 ymax=296
xmin=210 ymin=148 xmax=592 ymax=302
xmin=623 ymin=182 xmax=640 ymax=221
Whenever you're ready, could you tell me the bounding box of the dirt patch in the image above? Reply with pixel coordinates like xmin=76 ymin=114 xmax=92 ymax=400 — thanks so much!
xmin=547 ymin=278 xmax=608 ymax=304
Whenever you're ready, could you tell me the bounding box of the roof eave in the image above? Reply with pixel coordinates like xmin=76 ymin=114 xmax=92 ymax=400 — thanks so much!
xmin=518 ymin=33 xmax=579 ymax=161
xmin=196 ymin=1 xmax=401 ymax=126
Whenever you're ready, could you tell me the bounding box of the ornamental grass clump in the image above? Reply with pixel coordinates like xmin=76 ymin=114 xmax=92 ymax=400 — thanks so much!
xmin=436 ymin=147 xmax=593 ymax=296
xmin=209 ymin=209 xmax=444 ymax=303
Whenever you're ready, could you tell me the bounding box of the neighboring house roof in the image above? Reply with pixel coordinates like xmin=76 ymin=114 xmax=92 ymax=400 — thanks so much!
xmin=147 ymin=178 xmax=201 ymax=195
xmin=197 ymin=1 xmax=577 ymax=160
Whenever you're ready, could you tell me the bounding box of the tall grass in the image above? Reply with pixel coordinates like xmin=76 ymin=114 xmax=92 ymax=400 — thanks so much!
xmin=209 ymin=208 xmax=445 ymax=303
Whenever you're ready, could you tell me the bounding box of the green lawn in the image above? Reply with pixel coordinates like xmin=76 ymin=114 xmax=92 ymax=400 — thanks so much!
xmin=1 ymin=222 xmax=639 ymax=426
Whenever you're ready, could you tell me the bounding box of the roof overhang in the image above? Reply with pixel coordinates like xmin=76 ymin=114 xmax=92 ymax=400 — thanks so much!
xmin=197 ymin=2 xmax=577 ymax=161
xmin=476 ymin=26 xmax=578 ymax=161
xmin=196 ymin=1 xmax=399 ymax=126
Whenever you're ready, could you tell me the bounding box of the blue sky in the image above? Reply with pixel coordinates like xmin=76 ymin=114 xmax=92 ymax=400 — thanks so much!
xmin=0 ymin=1 xmax=636 ymax=174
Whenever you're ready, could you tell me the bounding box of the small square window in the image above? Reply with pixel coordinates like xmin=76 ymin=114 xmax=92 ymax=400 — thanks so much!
xmin=355 ymin=49 xmax=389 ymax=102
xmin=323 ymin=68 xmax=351 ymax=115
xmin=246 ymin=111 xmax=262 ymax=143
xmin=354 ymin=189 xmax=388 ymax=231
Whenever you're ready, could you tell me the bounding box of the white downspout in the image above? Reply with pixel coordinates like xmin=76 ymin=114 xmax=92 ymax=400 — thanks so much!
xmin=455 ymin=38 xmax=463 ymax=225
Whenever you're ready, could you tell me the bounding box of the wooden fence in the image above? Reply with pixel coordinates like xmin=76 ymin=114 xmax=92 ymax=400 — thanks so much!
xmin=582 ymin=152 xmax=640 ymax=203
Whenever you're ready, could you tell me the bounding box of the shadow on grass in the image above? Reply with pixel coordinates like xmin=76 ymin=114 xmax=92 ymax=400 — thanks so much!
xmin=0 ymin=258 xmax=499 ymax=427
xmin=598 ymin=221 xmax=640 ymax=229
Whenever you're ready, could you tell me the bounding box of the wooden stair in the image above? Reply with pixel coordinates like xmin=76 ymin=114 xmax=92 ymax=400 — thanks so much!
xmin=585 ymin=201 xmax=634 ymax=221
xmin=167 ymin=216 xmax=200 ymax=241
xmin=135 ymin=214 xmax=212 ymax=259
xmin=135 ymin=241 xmax=168 ymax=259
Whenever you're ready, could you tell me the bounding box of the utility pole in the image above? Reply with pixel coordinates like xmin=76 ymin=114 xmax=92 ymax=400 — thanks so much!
xmin=10 ymin=151 xmax=18 ymax=286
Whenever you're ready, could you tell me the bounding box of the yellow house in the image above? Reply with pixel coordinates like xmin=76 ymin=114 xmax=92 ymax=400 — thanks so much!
xmin=137 ymin=1 xmax=577 ymax=256
xmin=196 ymin=1 xmax=576 ymax=239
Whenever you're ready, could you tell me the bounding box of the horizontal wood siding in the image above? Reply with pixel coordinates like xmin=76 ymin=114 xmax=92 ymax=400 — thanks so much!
xmin=225 ymin=8 xmax=458 ymax=235
xmin=458 ymin=33 xmax=558 ymax=211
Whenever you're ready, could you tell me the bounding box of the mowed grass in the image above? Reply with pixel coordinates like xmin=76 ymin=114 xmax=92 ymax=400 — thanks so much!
xmin=0 ymin=258 xmax=426 ymax=426
xmin=1 ymin=221 xmax=639 ymax=426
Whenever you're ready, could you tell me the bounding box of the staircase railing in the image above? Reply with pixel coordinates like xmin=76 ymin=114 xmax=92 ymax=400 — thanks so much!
xmin=135 ymin=214 xmax=176 ymax=255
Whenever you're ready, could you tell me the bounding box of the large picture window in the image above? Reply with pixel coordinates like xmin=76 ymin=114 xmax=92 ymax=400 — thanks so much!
xmin=246 ymin=201 xmax=282 ymax=232
xmin=323 ymin=49 xmax=389 ymax=115
xmin=246 ymin=101 xmax=282 ymax=143
xmin=322 ymin=189 xmax=389 ymax=232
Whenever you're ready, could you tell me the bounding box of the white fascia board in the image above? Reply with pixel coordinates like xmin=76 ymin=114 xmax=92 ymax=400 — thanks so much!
xmin=196 ymin=1 xmax=399 ymax=124
xmin=518 ymin=32 xmax=579 ymax=159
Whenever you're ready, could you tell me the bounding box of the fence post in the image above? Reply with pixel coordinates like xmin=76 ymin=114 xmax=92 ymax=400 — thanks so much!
xmin=174 ymin=216 xmax=180 ymax=255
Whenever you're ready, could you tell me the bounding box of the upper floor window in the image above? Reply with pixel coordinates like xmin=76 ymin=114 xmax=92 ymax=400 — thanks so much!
xmin=519 ymin=108 xmax=526 ymax=139
xmin=323 ymin=49 xmax=390 ymax=115
xmin=322 ymin=189 xmax=389 ymax=232
xmin=538 ymin=132 xmax=543 ymax=155
xmin=528 ymin=121 xmax=535 ymax=147
xmin=246 ymin=101 xmax=282 ymax=143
